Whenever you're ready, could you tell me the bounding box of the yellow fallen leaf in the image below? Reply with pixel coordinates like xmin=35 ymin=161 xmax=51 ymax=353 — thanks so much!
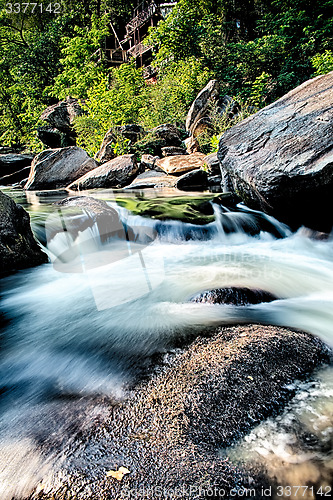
xmin=106 ymin=466 xmax=130 ymax=481
xmin=247 ymin=376 xmax=254 ymax=380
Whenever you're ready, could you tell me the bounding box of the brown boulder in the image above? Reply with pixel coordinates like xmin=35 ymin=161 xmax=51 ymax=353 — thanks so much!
xmin=155 ymin=152 xmax=206 ymax=175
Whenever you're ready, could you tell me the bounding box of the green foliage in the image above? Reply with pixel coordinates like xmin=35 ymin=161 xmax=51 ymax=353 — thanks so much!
xmin=49 ymin=15 xmax=110 ymax=99
xmin=247 ymin=72 xmax=273 ymax=107
xmin=139 ymin=58 xmax=212 ymax=128
xmin=74 ymin=58 xmax=211 ymax=155
xmin=74 ymin=63 xmax=146 ymax=155
xmin=312 ymin=50 xmax=333 ymax=75
xmin=0 ymin=0 xmax=332 ymax=151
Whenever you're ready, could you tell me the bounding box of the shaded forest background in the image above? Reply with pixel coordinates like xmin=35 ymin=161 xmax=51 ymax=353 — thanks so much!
xmin=0 ymin=0 xmax=332 ymax=154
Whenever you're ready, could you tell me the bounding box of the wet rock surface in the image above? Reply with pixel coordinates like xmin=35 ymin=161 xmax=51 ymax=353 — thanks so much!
xmin=124 ymin=170 xmax=178 ymax=189
xmin=25 ymin=325 xmax=330 ymax=500
xmin=0 ymin=190 xmax=47 ymax=275
xmin=191 ymin=287 xmax=277 ymax=306
xmin=0 ymin=165 xmax=31 ymax=185
xmin=176 ymin=168 xmax=208 ymax=191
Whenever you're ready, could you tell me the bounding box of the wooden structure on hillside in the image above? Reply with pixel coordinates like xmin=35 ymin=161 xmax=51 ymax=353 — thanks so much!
xmin=104 ymin=1 xmax=177 ymax=76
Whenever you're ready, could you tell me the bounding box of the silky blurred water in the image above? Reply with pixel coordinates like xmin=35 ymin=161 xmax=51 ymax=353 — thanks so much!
xmin=0 ymin=187 xmax=332 ymax=498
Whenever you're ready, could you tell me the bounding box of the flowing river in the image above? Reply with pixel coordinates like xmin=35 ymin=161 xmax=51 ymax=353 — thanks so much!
xmin=0 ymin=187 xmax=332 ymax=499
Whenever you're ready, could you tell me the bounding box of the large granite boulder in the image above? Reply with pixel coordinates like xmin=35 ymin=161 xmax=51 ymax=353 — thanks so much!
xmin=24 ymin=147 xmax=97 ymax=191
xmin=0 ymin=153 xmax=33 ymax=177
xmin=37 ymin=126 xmax=74 ymax=149
xmin=186 ymin=79 xmax=219 ymax=135
xmin=68 ymin=154 xmax=138 ymax=190
xmin=95 ymin=125 xmax=145 ymax=164
xmin=114 ymin=124 xmax=145 ymax=143
xmin=133 ymin=123 xmax=183 ymax=157
xmin=151 ymin=123 xmax=182 ymax=145
xmin=38 ymin=97 xmax=84 ymax=148
xmin=0 ymin=191 xmax=47 ymax=275
xmin=94 ymin=129 xmax=116 ymax=164
xmin=217 ymin=72 xmax=333 ymax=231
xmin=155 ymin=152 xmax=206 ymax=175
xmin=40 ymin=97 xmax=84 ymax=133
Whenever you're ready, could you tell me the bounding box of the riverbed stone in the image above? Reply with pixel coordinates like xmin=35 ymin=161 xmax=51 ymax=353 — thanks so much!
xmin=161 ymin=146 xmax=187 ymax=157
xmin=68 ymin=154 xmax=138 ymax=190
xmin=24 ymin=147 xmax=97 ymax=191
xmin=176 ymin=168 xmax=208 ymax=191
xmin=26 ymin=325 xmax=330 ymax=500
xmin=124 ymin=170 xmax=178 ymax=189
xmin=0 ymin=153 xmax=33 ymax=177
xmin=0 ymin=166 xmax=31 ymax=186
xmin=217 ymin=71 xmax=333 ymax=231
xmin=203 ymin=152 xmax=220 ymax=175
xmin=191 ymin=287 xmax=277 ymax=305
xmin=0 ymin=190 xmax=47 ymax=275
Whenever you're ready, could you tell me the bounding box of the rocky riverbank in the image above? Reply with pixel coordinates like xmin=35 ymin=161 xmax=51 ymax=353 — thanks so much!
xmin=1 ymin=72 xmax=332 ymax=232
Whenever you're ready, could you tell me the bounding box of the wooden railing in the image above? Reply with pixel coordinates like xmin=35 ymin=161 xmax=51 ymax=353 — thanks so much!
xmin=105 ymin=49 xmax=129 ymax=64
xmin=127 ymin=43 xmax=153 ymax=59
xmin=126 ymin=1 xmax=157 ymax=35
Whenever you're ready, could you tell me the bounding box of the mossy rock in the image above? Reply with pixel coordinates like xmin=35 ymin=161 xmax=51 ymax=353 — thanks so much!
xmin=115 ymin=194 xmax=235 ymax=225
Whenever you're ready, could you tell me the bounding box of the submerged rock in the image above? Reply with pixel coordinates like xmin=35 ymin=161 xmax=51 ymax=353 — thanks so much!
xmin=191 ymin=287 xmax=277 ymax=305
xmin=115 ymin=194 xmax=216 ymax=225
xmin=27 ymin=325 xmax=330 ymax=499
xmin=24 ymin=147 xmax=97 ymax=190
xmin=217 ymin=71 xmax=333 ymax=231
xmin=0 ymin=190 xmax=47 ymax=275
